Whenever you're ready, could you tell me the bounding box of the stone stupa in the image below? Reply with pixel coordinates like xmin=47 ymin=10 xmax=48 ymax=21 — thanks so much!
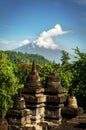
xmin=26 ymin=61 xmax=42 ymax=89
xmin=22 ymin=61 xmax=46 ymax=124
xmin=44 ymin=72 xmax=67 ymax=128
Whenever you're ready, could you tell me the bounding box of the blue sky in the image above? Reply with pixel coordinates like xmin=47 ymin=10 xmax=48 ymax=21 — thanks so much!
xmin=0 ymin=0 xmax=86 ymax=55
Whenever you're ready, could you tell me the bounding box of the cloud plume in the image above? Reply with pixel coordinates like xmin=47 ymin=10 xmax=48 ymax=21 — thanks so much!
xmin=33 ymin=24 xmax=68 ymax=50
xmin=0 ymin=24 xmax=69 ymax=50
xmin=19 ymin=39 xmax=30 ymax=47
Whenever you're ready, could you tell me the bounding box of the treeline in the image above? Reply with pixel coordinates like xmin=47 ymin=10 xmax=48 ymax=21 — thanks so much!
xmin=3 ymin=50 xmax=50 ymax=64
xmin=0 ymin=48 xmax=86 ymax=119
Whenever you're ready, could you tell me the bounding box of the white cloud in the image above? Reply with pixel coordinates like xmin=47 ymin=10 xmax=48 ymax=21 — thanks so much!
xmin=0 ymin=24 xmax=69 ymax=50
xmin=19 ymin=39 xmax=30 ymax=47
xmin=0 ymin=39 xmax=19 ymax=50
xmin=0 ymin=39 xmax=15 ymax=44
xmin=0 ymin=39 xmax=31 ymax=50
xmin=0 ymin=39 xmax=30 ymax=50
xmin=33 ymin=24 xmax=68 ymax=50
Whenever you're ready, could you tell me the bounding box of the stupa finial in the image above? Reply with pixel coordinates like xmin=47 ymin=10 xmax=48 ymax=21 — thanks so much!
xmin=32 ymin=60 xmax=37 ymax=73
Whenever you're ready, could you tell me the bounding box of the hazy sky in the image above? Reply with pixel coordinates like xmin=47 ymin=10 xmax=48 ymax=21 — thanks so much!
xmin=0 ymin=0 xmax=86 ymax=54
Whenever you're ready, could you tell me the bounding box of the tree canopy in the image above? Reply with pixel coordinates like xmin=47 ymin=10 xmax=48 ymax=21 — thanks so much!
xmin=4 ymin=50 xmax=50 ymax=64
xmin=0 ymin=51 xmax=23 ymax=118
xmin=0 ymin=48 xmax=86 ymax=115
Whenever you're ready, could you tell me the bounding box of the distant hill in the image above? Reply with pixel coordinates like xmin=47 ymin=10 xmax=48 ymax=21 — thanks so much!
xmin=14 ymin=42 xmax=75 ymax=63
xmin=4 ymin=50 xmax=50 ymax=64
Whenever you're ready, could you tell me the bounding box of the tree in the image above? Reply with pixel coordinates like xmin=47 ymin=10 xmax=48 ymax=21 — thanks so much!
xmin=58 ymin=50 xmax=73 ymax=92
xmin=61 ymin=50 xmax=70 ymax=66
xmin=17 ymin=62 xmax=32 ymax=84
xmin=4 ymin=50 xmax=49 ymax=64
xmin=71 ymin=48 xmax=86 ymax=107
xmin=58 ymin=68 xmax=73 ymax=91
xmin=0 ymin=51 xmax=23 ymax=118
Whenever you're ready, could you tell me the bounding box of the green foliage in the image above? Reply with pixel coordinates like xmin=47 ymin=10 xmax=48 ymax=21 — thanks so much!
xmin=0 ymin=51 xmax=23 ymax=118
xmin=60 ymin=48 xmax=86 ymax=108
xmin=39 ymin=63 xmax=54 ymax=86
xmin=0 ymin=48 xmax=86 ymax=110
xmin=17 ymin=62 xmax=31 ymax=84
xmin=58 ymin=68 xmax=73 ymax=91
xmin=74 ymin=47 xmax=86 ymax=60
xmin=17 ymin=62 xmax=41 ymax=84
xmin=4 ymin=51 xmax=50 ymax=64
xmin=57 ymin=50 xmax=73 ymax=92
xmin=61 ymin=50 xmax=70 ymax=66
xmin=39 ymin=62 xmax=60 ymax=86
xmin=61 ymin=50 xmax=70 ymax=67
xmin=71 ymin=48 xmax=86 ymax=107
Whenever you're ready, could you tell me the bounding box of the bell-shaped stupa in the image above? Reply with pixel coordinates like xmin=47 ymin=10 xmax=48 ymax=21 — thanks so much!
xmin=26 ymin=61 xmax=42 ymax=88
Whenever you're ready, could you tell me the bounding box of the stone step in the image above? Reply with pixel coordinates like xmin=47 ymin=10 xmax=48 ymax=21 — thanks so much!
xmin=53 ymin=114 xmax=86 ymax=130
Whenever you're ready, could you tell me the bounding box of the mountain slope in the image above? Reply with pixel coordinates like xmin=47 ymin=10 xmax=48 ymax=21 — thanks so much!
xmin=15 ymin=43 xmax=62 ymax=62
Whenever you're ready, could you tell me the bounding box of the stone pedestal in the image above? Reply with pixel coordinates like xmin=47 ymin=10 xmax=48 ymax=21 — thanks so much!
xmin=7 ymin=109 xmax=31 ymax=126
xmin=23 ymin=88 xmax=46 ymax=124
xmin=62 ymin=107 xmax=84 ymax=119
xmin=44 ymin=73 xmax=67 ymax=125
xmin=62 ymin=95 xmax=84 ymax=119
xmin=7 ymin=97 xmax=32 ymax=130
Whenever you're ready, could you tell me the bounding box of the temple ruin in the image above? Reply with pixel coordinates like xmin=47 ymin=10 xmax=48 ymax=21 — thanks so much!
xmin=6 ymin=61 xmax=83 ymax=130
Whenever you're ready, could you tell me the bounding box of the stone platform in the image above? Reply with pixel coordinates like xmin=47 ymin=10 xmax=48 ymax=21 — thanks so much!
xmin=62 ymin=107 xmax=84 ymax=118
xmin=53 ymin=114 xmax=86 ymax=130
